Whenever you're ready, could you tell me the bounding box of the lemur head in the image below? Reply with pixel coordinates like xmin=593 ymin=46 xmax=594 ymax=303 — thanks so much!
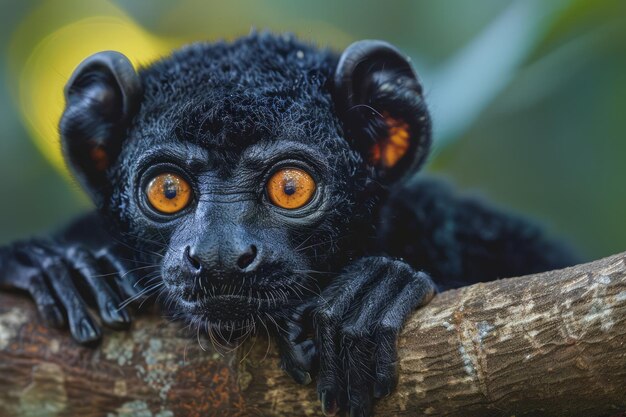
xmin=59 ymin=33 xmax=430 ymax=329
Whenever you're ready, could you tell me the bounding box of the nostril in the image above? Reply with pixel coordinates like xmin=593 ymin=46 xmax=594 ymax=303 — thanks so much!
xmin=237 ymin=245 xmax=257 ymax=270
xmin=184 ymin=246 xmax=202 ymax=271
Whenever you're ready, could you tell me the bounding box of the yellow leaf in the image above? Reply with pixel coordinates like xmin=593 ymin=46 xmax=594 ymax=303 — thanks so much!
xmin=7 ymin=0 xmax=352 ymax=180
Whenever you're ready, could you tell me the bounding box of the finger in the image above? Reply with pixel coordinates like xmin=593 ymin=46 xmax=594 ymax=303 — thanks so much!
xmin=27 ymin=244 xmax=101 ymax=345
xmin=372 ymin=327 xmax=398 ymax=399
xmin=276 ymin=305 xmax=317 ymax=384
xmin=373 ymin=271 xmax=435 ymax=398
xmin=1 ymin=244 xmax=65 ymax=328
xmin=66 ymin=246 xmax=131 ymax=329
xmin=27 ymin=268 xmax=67 ymax=329
xmin=315 ymin=303 xmax=346 ymax=416
xmin=341 ymin=324 xmax=375 ymax=417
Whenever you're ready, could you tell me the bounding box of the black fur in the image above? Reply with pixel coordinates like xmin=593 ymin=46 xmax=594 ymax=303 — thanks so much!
xmin=0 ymin=32 xmax=578 ymax=416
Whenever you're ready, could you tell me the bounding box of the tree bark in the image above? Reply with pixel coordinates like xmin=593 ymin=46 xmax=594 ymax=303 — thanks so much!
xmin=1 ymin=253 xmax=626 ymax=417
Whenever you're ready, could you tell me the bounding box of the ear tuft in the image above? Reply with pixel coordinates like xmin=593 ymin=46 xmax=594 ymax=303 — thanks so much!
xmin=370 ymin=113 xmax=411 ymax=168
xmin=333 ymin=40 xmax=431 ymax=182
xmin=60 ymin=51 xmax=141 ymax=205
xmin=90 ymin=146 xmax=110 ymax=172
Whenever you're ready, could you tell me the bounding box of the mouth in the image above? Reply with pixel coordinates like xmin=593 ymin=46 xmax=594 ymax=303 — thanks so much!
xmin=166 ymin=282 xmax=303 ymax=321
xmin=177 ymin=293 xmax=278 ymax=308
xmin=160 ymin=264 xmax=319 ymax=322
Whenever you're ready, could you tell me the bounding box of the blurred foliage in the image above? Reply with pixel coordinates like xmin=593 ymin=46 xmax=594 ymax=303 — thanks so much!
xmin=1 ymin=0 xmax=625 ymax=259
xmin=9 ymin=1 xmax=175 ymax=176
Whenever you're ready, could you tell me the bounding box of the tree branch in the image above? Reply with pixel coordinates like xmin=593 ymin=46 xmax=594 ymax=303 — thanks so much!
xmin=1 ymin=253 xmax=626 ymax=416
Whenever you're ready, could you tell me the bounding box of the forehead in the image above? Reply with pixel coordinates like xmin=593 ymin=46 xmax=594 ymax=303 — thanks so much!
xmin=133 ymin=34 xmax=340 ymax=152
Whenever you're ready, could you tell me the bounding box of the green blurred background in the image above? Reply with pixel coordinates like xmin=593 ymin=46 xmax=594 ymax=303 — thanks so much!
xmin=1 ymin=0 xmax=625 ymax=261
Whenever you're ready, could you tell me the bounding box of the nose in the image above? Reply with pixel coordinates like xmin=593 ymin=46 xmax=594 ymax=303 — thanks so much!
xmin=236 ymin=244 xmax=257 ymax=270
xmin=183 ymin=243 xmax=260 ymax=273
xmin=184 ymin=246 xmax=202 ymax=272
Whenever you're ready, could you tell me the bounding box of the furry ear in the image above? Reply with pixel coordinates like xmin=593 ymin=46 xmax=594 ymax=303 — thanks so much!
xmin=59 ymin=51 xmax=141 ymax=205
xmin=333 ymin=40 xmax=431 ymax=182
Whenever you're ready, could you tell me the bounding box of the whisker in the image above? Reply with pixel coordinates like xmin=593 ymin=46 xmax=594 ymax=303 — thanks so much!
xmin=118 ymin=281 xmax=163 ymax=309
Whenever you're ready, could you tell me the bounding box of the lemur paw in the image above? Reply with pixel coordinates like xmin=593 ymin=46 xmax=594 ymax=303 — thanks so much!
xmin=0 ymin=240 xmax=140 ymax=345
xmin=278 ymin=257 xmax=436 ymax=417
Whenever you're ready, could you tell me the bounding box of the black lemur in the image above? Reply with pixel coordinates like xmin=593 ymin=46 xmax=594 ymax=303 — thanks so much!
xmin=0 ymin=33 xmax=578 ymax=416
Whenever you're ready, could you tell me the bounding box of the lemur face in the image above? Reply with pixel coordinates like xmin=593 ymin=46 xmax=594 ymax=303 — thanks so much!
xmin=59 ymin=33 xmax=430 ymax=329
xmin=132 ymin=142 xmax=354 ymax=322
xmin=119 ymin=115 xmax=362 ymax=325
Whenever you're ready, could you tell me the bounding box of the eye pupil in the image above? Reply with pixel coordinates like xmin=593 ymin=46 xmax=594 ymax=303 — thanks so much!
xmin=283 ymin=180 xmax=296 ymax=196
xmin=164 ymin=185 xmax=177 ymax=200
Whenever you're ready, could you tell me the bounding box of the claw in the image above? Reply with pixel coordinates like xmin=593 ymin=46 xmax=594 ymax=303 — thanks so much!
xmin=320 ymin=390 xmax=339 ymax=416
xmin=289 ymin=367 xmax=312 ymax=385
xmin=104 ymin=300 xmax=130 ymax=328
xmin=373 ymin=382 xmax=392 ymax=399
xmin=74 ymin=316 xmax=101 ymax=345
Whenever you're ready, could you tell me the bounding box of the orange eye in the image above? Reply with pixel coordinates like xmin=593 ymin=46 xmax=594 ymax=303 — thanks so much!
xmin=267 ymin=168 xmax=316 ymax=210
xmin=146 ymin=173 xmax=192 ymax=214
